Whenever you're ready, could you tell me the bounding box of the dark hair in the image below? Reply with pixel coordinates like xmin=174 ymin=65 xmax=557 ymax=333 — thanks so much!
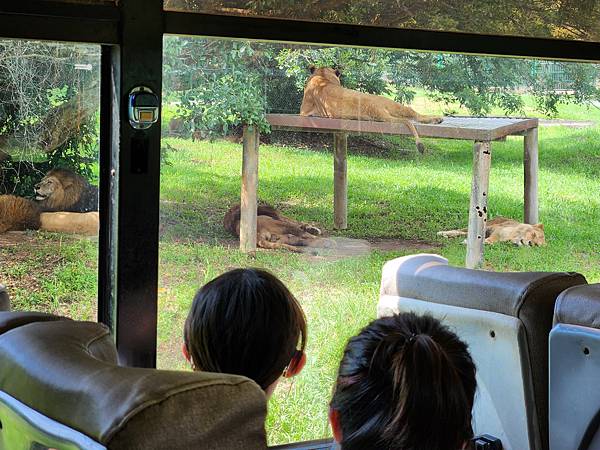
xmin=330 ymin=313 xmax=476 ymax=450
xmin=184 ymin=268 xmax=307 ymax=390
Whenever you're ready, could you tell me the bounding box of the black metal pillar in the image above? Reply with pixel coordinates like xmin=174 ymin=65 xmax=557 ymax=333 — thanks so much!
xmin=110 ymin=0 xmax=163 ymax=367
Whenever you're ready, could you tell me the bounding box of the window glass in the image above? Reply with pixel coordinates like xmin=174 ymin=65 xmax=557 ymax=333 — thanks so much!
xmin=163 ymin=1 xmax=600 ymax=43
xmin=0 ymin=39 xmax=100 ymax=319
xmin=159 ymin=35 xmax=600 ymax=445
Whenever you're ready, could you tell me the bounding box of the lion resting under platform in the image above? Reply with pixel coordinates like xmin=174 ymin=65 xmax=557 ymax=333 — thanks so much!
xmin=438 ymin=217 xmax=545 ymax=246
xmin=300 ymin=67 xmax=443 ymax=153
xmin=224 ymin=204 xmax=328 ymax=253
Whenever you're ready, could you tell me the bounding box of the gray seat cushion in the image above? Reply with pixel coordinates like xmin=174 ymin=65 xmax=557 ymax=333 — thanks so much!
xmin=0 ymin=320 xmax=267 ymax=449
xmin=553 ymin=283 xmax=600 ymax=328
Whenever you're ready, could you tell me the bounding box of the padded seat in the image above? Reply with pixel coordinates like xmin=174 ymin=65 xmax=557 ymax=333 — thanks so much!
xmin=550 ymin=284 xmax=600 ymax=450
xmin=0 ymin=318 xmax=268 ymax=449
xmin=0 ymin=310 xmax=65 ymax=336
xmin=378 ymin=254 xmax=586 ymax=450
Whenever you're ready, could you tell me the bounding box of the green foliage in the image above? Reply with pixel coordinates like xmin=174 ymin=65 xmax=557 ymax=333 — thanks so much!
xmin=164 ymin=38 xmax=270 ymax=138
xmin=47 ymin=86 xmax=69 ymax=108
xmin=165 ymin=0 xmax=600 ymax=42
xmin=0 ymin=115 xmax=98 ymax=196
xmin=163 ymin=36 xmax=600 ymax=131
xmin=45 ymin=116 xmax=98 ymax=180
xmin=0 ymin=39 xmax=99 ymax=194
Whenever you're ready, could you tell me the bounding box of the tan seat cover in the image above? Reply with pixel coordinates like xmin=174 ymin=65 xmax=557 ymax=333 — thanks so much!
xmin=0 ymin=320 xmax=267 ymax=449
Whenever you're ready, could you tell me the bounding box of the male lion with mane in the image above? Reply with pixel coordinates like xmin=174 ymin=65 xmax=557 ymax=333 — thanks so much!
xmin=300 ymin=66 xmax=443 ymax=153
xmin=438 ymin=217 xmax=546 ymax=246
xmin=224 ymin=204 xmax=326 ymax=252
xmin=34 ymin=168 xmax=98 ymax=212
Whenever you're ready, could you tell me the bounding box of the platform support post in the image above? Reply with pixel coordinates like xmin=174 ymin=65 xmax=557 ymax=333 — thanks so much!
xmin=524 ymin=127 xmax=539 ymax=224
xmin=466 ymin=141 xmax=492 ymax=269
xmin=334 ymin=132 xmax=348 ymax=230
xmin=240 ymin=125 xmax=259 ymax=254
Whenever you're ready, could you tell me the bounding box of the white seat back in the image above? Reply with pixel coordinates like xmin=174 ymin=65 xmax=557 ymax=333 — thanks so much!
xmin=378 ymin=254 xmax=586 ymax=450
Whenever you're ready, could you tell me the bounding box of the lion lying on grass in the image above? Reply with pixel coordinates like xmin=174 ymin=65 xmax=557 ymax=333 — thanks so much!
xmin=34 ymin=168 xmax=98 ymax=213
xmin=40 ymin=211 xmax=99 ymax=236
xmin=300 ymin=66 xmax=443 ymax=153
xmin=0 ymin=194 xmax=98 ymax=235
xmin=224 ymin=204 xmax=326 ymax=253
xmin=0 ymin=168 xmax=99 ymax=234
xmin=438 ymin=217 xmax=546 ymax=246
xmin=0 ymin=195 xmax=41 ymax=234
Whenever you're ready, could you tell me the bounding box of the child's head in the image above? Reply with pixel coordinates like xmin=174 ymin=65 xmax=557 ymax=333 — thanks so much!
xmin=329 ymin=312 xmax=476 ymax=450
xmin=183 ymin=268 xmax=307 ymax=396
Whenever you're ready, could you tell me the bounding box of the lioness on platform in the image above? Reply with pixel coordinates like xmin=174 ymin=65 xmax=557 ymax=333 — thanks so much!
xmin=224 ymin=204 xmax=325 ymax=253
xmin=0 ymin=195 xmax=41 ymax=233
xmin=34 ymin=168 xmax=98 ymax=213
xmin=300 ymin=66 xmax=443 ymax=153
xmin=438 ymin=217 xmax=546 ymax=246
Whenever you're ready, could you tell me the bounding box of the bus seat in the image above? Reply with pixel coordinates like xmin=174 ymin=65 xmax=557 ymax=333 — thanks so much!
xmin=0 ymin=285 xmax=9 ymax=312
xmin=0 ymin=319 xmax=267 ymax=450
xmin=0 ymin=310 xmax=66 ymax=336
xmin=378 ymin=254 xmax=586 ymax=450
xmin=550 ymin=284 xmax=600 ymax=450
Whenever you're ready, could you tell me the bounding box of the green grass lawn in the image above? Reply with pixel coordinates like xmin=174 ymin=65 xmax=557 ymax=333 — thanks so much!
xmin=1 ymin=119 xmax=599 ymax=445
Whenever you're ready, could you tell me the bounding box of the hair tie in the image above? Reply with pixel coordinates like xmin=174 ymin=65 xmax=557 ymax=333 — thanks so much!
xmin=408 ymin=333 xmax=417 ymax=344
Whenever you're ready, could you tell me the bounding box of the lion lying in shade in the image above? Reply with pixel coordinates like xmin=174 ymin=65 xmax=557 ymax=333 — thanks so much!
xmin=0 ymin=195 xmax=98 ymax=236
xmin=1 ymin=168 xmax=99 ymax=235
xmin=224 ymin=204 xmax=327 ymax=253
xmin=438 ymin=217 xmax=546 ymax=246
xmin=300 ymin=66 xmax=443 ymax=153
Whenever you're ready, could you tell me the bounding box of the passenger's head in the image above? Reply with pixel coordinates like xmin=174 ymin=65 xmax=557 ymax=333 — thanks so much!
xmin=329 ymin=313 xmax=476 ymax=450
xmin=183 ymin=268 xmax=307 ymax=398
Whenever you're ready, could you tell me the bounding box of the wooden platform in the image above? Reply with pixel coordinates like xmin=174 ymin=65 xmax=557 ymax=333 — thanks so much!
xmin=267 ymin=114 xmax=538 ymax=142
xmin=239 ymin=115 xmax=539 ymax=269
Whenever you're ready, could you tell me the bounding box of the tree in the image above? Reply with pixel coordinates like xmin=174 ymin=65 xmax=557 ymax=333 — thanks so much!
xmin=163 ymin=35 xmax=600 ymax=138
xmin=164 ymin=0 xmax=600 ymax=41
xmin=0 ymin=39 xmax=99 ymax=195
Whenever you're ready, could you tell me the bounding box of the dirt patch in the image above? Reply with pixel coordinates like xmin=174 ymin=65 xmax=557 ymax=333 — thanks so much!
xmin=368 ymin=237 xmax=441 ymax=252
xmin=0 ymin=231 xmax=37 ymax=247
xmin=298 ymin=236 xmax=440 ymax=260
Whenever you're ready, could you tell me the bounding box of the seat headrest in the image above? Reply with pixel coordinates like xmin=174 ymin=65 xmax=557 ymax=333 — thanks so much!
xmin=381 ymin=254 xmax=586 ymax=318
xmin=0 ymin=285 xmax=9 ymax=311
xmin=554 ymin=284 xmax=600 ymax=328
xmin=0 ymin=311 xmax=66 ymax=336
xmin=0 ymin=320 xmax=267 ymax=449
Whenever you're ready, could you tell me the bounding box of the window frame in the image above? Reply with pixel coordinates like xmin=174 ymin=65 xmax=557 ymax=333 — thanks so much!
xmin=1 ymin=0 xmax=600 ymax=367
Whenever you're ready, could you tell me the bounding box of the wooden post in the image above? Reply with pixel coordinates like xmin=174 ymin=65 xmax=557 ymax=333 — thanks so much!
xmin=466 ymin=141 xmax=492 ymax=269
xmin=333 ymin=132 xmax=348 ymax=229
xmin=240 ymin=125 xmax=259 ymax=254
xmin=524 ymin=127 xmax=539 ymax=224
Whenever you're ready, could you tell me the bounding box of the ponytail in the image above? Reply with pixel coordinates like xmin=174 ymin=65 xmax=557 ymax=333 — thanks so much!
xmin=331 ymin=313 xmax=476 ymax=450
